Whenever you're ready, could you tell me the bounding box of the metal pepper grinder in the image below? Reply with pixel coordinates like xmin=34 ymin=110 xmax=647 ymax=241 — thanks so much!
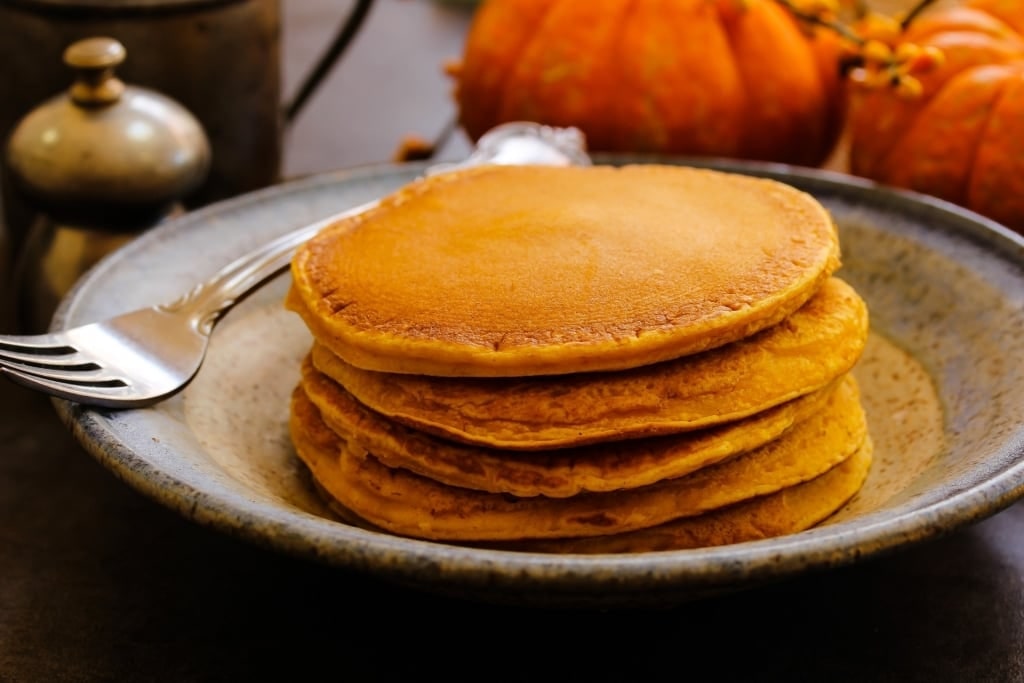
xmin=5 ymin=36 xmax=211 ymax=333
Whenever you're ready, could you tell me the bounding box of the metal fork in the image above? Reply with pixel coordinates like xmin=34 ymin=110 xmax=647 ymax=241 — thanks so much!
xmin=0 ymin=122 xmax=591 ymax=409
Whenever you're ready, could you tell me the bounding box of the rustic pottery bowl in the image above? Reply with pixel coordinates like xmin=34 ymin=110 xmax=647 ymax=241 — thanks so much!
xmin=53 ymin=157 xmax=1024 ymax=609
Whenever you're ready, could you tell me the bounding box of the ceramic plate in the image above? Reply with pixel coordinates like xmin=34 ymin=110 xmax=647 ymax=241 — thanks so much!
xmin=53 ymin=158 xmax=1024 ymax=609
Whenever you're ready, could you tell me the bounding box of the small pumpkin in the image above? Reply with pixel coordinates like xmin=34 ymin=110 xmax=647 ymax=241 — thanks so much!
xmin=450 ymin=0 xmax=846 ymax=167
xmin=847 ymin=0 xmax=1024 ymax=233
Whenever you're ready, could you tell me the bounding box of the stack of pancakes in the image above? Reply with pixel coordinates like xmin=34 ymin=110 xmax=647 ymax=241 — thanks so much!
xmin=285 ymin=164 xmax=872 ymax=553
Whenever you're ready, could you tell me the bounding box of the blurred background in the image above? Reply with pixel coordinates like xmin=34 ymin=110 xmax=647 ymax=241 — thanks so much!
xmin=0 ymin=0 xmax=476 ymax=330
xmin=281 ymin=0 xmax=475 ymax=175
xmin=0 ymin=0 xmax=1013 ymax=332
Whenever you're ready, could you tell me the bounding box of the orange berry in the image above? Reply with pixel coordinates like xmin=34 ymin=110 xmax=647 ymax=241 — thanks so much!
xmin=856 ymin=13 xmax=903 ymax=44
xmin=894 ymin=42 xmax=922 ymax=63
xmin=863 ymin=39 xmax=894 ymax=64
xmin=896 ymin=75 xmax=924 ymax=98
xmin=924 ymin=45 xmax=946 ymax=67
xmin=850 ymin=65 xmax=895 ymax=89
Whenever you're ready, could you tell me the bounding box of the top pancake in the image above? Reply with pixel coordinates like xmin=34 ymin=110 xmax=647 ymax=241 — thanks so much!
xmin=289 ymin=164 xmax=840 ymax=377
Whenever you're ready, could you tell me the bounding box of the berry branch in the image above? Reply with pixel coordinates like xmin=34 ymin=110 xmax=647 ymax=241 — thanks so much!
xmin=776 ymin=0 xmax=945 ymax=97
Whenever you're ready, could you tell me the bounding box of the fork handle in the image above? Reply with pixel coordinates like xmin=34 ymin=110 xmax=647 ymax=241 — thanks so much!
xmin=160 ymin=123 xmax=591 ymax=334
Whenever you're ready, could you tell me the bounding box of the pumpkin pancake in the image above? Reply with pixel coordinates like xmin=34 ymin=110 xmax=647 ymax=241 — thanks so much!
xmin=307 ymin=441 xmax=873 ymax=554
xmin=310 ymin=276 xmax=868 ymax=450
xmin=497 ymin=440 xmax=873 ymax=554
xmin=287 ymin=163 xmax=840 ymax=377
xmin=289 ymin=375 xmax=867 ymax=542
xmin=302 ymin=352 xmax=843 ymax=497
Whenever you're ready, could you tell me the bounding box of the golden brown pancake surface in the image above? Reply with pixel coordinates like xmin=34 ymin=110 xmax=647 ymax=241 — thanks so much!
xmin=311 ymin=277 xmax=868 ymax=450
xmin=302 ymin=351 xmax=842 ymax=497
xmin=288 ymin=163 xmax=840 ymax=377
xmin=288 ymin=375 xmax=867 ymax=542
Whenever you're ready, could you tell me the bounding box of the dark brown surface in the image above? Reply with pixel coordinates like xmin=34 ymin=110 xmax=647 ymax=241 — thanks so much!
xmin=1 ymin=2 xmax=1023 ymax=680
xmin=2 ymin=374 xmax=1023 ymax=680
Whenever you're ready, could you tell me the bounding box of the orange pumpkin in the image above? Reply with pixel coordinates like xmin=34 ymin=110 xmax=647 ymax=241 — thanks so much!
xmin=847 ymin=0 xmax=1024 ymax=233
xmin=451 ymin=0 xmax=846 ymax=167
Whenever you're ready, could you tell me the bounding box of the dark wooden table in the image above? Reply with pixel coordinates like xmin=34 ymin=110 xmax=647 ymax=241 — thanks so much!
xmin=2 ymin=2 xmax=1023 ymax=680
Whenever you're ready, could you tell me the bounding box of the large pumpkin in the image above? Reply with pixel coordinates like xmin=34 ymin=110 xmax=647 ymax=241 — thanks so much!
xmin=451 ymin=0 xmax=846 ymax=167
xmin=847 ymin=0 xmax=1024 ymax=233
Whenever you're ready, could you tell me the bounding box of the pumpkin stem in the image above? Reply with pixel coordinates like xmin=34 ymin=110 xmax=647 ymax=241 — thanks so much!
xmin=899 ymin=0 xmax=938 ymax=30
xmin=776 ymin=0 xmax=863 ymax=45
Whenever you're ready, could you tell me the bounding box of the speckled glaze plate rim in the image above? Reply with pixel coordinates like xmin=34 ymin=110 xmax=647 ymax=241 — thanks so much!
xmin=51 ymin=157 xmax=1024 ymax=607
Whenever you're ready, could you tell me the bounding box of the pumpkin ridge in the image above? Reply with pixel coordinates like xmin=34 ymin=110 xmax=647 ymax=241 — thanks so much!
xmin=869 ymin=69 xmax=1004 ymax=200
xmin=968 ymin=0 xmax=1024 ymax=36
xmin=964 ymin=73 xmax=1012 ymax=206
xmin=934 ymin=65 xmax=1013 ymax=205
xmin=502 ymin=1 xmax=633 ymax=149
xmin=906 ymin=7 xmax=1020 ymax=44
xmin=714 ymin=0 xmax=751 ymax=151
xmin=964 ymin=62 xmax=1024 ymax=215
xmin=611 ymin=0 xmax=640 ymax=151
xmin=494 ymin=1 xmax=562 ymax=131
xmin=715 ymin=0 xmax=830 ymax=165
xmin=455 ymin=0 xmax=556 ymax=140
